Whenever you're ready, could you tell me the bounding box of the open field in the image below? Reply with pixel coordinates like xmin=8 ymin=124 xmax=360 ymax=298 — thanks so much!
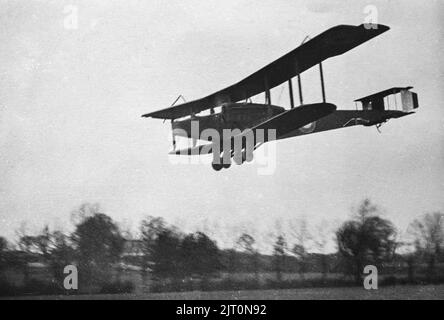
xmin=5 ymin=284 xmax=444 ymax=300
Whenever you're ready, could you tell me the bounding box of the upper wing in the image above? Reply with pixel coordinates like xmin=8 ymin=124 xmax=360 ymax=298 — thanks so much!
xmin=143 ymin=24 xmax=389 ymax=119
xmin=170 ymin=103 xmax=336 ymax=155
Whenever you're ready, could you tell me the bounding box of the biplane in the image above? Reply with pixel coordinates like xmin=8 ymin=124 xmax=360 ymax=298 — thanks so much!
xmin=142 ymin=24 xmax=419 ymax=171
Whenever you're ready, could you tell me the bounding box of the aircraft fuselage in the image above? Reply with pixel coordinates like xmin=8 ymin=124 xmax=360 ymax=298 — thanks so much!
xmin=172 ymin=102 xmax=412 ymax=143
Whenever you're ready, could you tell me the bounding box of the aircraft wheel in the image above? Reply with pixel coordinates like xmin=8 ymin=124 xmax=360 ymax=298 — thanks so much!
xmin=211 ymin=163 xmax=223 ymax=171
xmin=222 ymin=163 xmax=231 ymax=169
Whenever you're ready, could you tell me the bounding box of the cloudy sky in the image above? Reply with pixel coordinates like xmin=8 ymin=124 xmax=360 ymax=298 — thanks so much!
xmin=1 ymin=0 xmax=443 ymax=251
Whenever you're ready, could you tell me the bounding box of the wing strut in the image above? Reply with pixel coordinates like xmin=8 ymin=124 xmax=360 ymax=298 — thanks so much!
xmin=295 ymin=35 xmax=311 ymax=106
xmin=319 ymin=61 xmax=326 ymax=103
xmin=264 ymin=76 xmax=271 ymax=105
xmin=171 ymin=119 xmax=176 ymax=150
xmin=169 ymin=95 xmax=186 ymax=150
xmin=288 ymin=79 xmax=295 ymax=109
xmin=297 ymin=74 xmax=303 ymax=105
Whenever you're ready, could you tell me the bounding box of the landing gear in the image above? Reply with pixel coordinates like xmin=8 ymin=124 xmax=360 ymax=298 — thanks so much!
xmin=222 ymin=162 xmax=231 ymax=169
xmin=212 ymin=160 xmax=231 ymax=171
xmin=211 ymin=163 xmax=223 ymax=171
xmin=212 ymin=147 xmax=256 ymax=171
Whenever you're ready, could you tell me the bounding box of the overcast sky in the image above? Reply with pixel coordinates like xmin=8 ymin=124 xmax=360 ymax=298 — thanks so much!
xmin=1 ymin=0 xmax=443 ymax=251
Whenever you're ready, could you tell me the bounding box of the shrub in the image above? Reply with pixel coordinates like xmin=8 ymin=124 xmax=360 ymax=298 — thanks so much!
xmin=266 ymin=278 xmax=356 ymax=290
xmin=0 ymin=280 xmax=16 ymax=297
xmin=216 ymin=278 xmax=261 ymax=291
xmin=22 ymin=278 xmax=65 ymax=295
xmin=0 ymin=278 xmax=65 ymax=297
xmin=99 ymin=280 xmax=135 ymax=294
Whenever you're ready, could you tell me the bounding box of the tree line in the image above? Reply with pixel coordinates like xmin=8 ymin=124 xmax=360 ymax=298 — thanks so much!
xmin=0 ymin=199 xmax=443 ymax=295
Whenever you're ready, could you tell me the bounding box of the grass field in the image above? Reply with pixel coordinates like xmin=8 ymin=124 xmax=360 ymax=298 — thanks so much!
xmin=6 ymin=284 xmax=443 ymax=300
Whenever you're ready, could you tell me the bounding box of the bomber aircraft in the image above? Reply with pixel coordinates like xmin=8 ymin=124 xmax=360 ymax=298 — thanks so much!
xmin=142 ymin=24 xmax=419 ymax=171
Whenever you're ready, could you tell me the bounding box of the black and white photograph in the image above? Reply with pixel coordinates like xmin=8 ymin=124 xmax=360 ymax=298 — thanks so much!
xmin=0 ymin=0 xmax=443 ymax=306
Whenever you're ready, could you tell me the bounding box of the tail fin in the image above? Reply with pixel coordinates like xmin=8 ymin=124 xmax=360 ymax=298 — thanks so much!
xmin=400 ymin=88 xmax=419 ymax=112
xmin=355 ymin=86 xmax=419 ymax=112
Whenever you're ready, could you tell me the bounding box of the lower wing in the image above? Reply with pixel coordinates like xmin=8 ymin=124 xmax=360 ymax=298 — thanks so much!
xmin=170 ymin=103 xmax=336 ymax=155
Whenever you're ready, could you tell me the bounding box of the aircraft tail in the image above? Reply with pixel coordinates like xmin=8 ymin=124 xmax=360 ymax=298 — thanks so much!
xmin=400 ymin=89 xmax=419 ymax=112
xmin=355 ymin=86 xmax=418 ymax=112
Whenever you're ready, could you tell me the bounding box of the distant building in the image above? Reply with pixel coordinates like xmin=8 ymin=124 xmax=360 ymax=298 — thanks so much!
xmin=122 ymin=239 xmax=144 ymax=258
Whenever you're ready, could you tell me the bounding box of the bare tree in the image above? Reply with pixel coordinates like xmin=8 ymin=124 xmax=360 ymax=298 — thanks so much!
xmin=313 ymin=220 xmax=332 ymax=280
xmin=70 ymin=202 xmax=101 ymax=225
xmin=17 ymin=225 xmax=75 ymax=282
xmin=33 ymin=225 xmax=52 ymax=262
xmin=409 ymin=212 xmax=444 ymax=280
xmin=273 ymin=235 xmax=287 ymax=282
xmin=396 ymin=237 xmax=417 ymax=283
xmin=16 ymin=223 xmax=33 ymax=283
xmin=47 ymin=230 xmax=74 ymax=282
xmin=290 ymin=217 xmax=311 ymax=280
xmin=0 ymin=237 xmax=8 ymax=279
xmin=237 ymin=233 xmax=260 ymax=282
xmin=140 ymin=216 xmax=167 ymax=279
